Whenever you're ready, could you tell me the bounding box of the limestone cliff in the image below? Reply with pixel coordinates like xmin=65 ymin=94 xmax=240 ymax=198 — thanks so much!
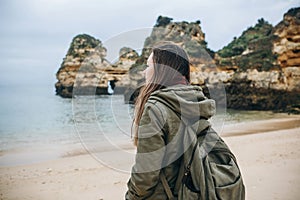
xmin=55 ymin=8 xmax=300 ymax=113
xmin=124 ymin=16 xmax=215 ymax=102
xmin=124 ymin=10 xmax=300 ymax=113
xmin=55 ymin=34 xmax=138 ymax=97
xmin=273 ymin=7 xmax=300 ymax=68
xmin=273 ymin=7 xmax=300 ymax=95
xmin=213 ymin=7 xmax=300 ymax=112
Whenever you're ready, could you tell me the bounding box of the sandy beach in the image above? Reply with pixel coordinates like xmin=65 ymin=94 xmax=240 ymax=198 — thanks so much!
xmin=1 ymin=116 xmax=300 ymax=200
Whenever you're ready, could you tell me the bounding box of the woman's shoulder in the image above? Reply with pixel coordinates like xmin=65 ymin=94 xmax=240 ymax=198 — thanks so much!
xmin=145 ymin=97 xmax=165 ymax=112
xmin=152 ymin=84 xmax=202 ymax=94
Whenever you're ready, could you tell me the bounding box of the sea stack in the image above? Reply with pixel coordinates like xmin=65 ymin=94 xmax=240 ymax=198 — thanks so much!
xmin=55 ymin=34 xmax=138 ymax=97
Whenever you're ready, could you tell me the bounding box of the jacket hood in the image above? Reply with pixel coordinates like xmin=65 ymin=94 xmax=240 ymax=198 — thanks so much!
xmin=148 ymin=85 xmax=216 ymax=124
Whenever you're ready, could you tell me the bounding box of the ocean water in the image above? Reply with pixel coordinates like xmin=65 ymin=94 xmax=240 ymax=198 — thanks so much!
xmin=0 ymin=84 xmax=134 ymax=166
xmin=0 ymin=84 xmax=289 ymax=166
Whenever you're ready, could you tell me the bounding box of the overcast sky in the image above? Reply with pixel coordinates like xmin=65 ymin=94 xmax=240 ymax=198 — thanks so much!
xmin=0 ymin=0 xmax=298 ymax=86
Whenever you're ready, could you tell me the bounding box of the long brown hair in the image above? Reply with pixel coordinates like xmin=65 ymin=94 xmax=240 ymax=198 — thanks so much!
xmin=133 ymin=41 xmax=190 ymax=145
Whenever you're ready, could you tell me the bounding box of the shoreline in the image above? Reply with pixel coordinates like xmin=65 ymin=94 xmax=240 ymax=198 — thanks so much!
xmin=221 ymin=116 xmax=300 ymax=136
xmin=0 ymin=116 xmax=300 ymax=199
xmin=0 ymin=115 xmax=299 ymax=167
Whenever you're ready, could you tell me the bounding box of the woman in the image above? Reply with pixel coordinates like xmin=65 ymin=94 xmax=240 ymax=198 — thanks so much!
xmin=125 ymin=42 xmax=244 ymax=199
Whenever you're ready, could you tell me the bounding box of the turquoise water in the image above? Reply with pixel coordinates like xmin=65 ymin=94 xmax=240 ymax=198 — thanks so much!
xmin=0 ymin=84 xmax=290 ymax=166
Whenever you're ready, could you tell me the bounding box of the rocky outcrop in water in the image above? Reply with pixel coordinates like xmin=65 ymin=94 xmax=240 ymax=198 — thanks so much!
xmin=55 ymin=8 xmax=300 ymax=113
xmin=55 ymin=34 xmax=138 ymax=97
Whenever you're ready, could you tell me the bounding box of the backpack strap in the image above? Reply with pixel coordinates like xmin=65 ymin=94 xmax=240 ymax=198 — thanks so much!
xmin=160 ymin=171 xmax=175 ymax=200
xmin=153 ymin=96 xmax=210 ymax=198
xmin=162 ymin=131 xmax=205 ymax=198
xmin=174 ymin=157 xmax=185 ymax=195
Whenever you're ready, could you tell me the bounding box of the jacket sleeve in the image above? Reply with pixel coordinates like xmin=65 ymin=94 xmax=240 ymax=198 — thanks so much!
xmin=126 ymin=102 xmax=167 ymax=199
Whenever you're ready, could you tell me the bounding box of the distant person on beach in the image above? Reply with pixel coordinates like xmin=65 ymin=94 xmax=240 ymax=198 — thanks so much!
xmin=125 ymin=42 xmax=245 ymax=199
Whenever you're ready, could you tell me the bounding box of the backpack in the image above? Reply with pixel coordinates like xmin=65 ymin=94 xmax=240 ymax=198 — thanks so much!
xmin=160 ymin=122 xmax=246 ymax=200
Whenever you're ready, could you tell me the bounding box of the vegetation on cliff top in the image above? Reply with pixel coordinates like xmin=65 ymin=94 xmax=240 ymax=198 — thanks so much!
xmin=66 ymin=34 xmax=105 ymax=58
xmin=217 ymin=18 xmax=279 ymax=71
xmin=130 ymin=16 xmax=214 ymax=73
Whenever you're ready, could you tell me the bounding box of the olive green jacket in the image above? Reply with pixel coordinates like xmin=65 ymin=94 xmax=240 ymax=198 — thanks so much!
xmin=126 ymin=85 xmax=216 ymax=200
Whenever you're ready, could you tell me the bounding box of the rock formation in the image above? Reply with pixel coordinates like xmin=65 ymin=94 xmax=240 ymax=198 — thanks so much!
xmin=216 ymin=18 xmax=277 ymax=71
xmin=124 ymin=16 xmax=215 ymax=102
xmin=213 ymin=7 xmax=300 ymax=112
xmin=55 ymin=7 xmax=300 ymax=113
xmin=124 ymin=10 xmax=300 ymax=113
xmin=273 ymin=7 xmax=300 ymax=95
xmin=55 ymin=34 xmax=138 ymax=97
